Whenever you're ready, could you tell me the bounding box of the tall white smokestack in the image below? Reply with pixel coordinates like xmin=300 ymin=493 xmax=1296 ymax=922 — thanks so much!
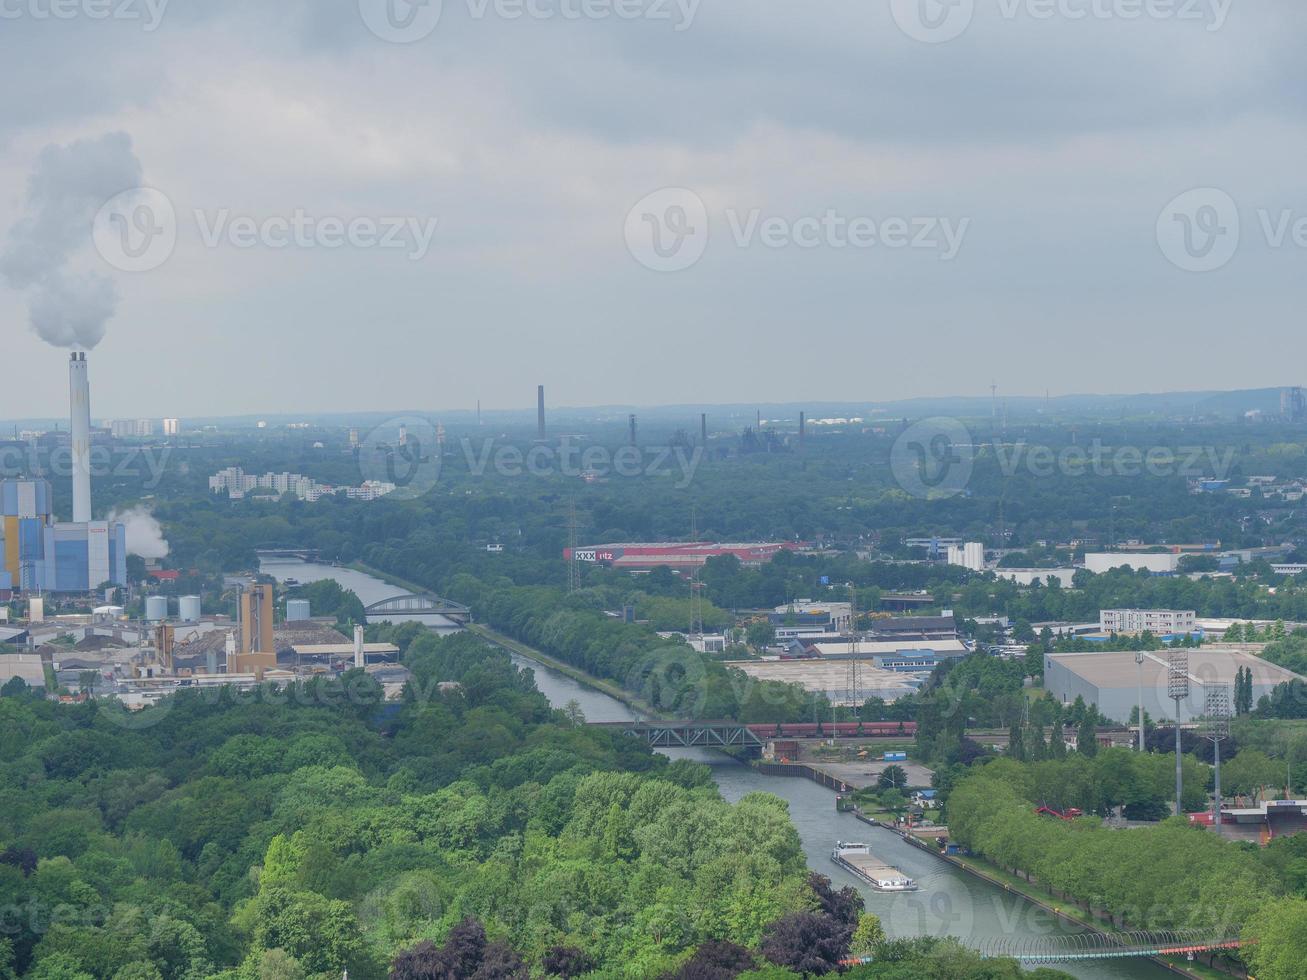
xmin=69 ymin=352 xmax=92 ymax=523
xmin=354 ymin=625 xmax=365 ymax=670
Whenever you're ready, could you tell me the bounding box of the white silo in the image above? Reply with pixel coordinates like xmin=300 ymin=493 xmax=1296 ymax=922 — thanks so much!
xmin=145 ymin=596 xmax=169 ymax=621
xmin=286 ymin=599 xmax=311 ymax=622
xmin=179 ymin=595 xmax=202 ymax=622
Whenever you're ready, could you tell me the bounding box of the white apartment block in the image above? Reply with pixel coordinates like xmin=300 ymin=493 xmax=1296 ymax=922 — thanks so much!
xmin=208 ymin=467 xmax=394 ymax=503
xmin=1099 ymin=609 xmax=1197 ymax=635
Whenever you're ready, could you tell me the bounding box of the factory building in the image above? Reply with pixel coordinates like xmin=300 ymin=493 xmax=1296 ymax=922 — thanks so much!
xmin=1044 ymin=649 xmax=1302 ymax=723
xmin=1083 ymin=552 xmax=1181 ymax=575
xmin=0 ymin=355 xmax=127 ymax=593
xmin=946 ymin=542 xmax=985 ymax=572
xmin=564 ymin=541 xmax=802 ymax=573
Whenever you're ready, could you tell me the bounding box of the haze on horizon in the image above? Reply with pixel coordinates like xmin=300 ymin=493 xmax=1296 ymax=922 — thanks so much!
xmin=1 ymin=1 xmax=1303 ymax=419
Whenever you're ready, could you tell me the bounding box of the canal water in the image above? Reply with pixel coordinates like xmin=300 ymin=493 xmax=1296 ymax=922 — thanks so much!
xmin=262 ymin=561 xmax=1172 ymax=979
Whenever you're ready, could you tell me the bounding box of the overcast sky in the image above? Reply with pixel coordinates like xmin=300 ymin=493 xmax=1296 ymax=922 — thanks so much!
xmin=1 ymin=0 xmax=1304 ymax=419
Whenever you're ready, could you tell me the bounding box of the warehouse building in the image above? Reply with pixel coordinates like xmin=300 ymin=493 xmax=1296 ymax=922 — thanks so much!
xmin=1044 ymin=649 xmax=1303 ymax=723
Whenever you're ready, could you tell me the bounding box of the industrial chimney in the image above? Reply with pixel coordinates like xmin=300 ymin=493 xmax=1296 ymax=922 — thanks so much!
xmin=537 ymin=386 xmax=546 ymax=440
xmin=69 ymin=352 xmax=92 ymax=523
xmin=354 ymin=624 xmax=365 ymax=670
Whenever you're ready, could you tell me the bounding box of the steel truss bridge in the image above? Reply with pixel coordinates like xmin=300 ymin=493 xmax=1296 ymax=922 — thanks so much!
xmin=978 ymin=930 xmax=1245 ymax=965
xmin=365 ymin=594 xmax=472 ymax=623
xmin=590 ymin=721 xmax=765 ymax=750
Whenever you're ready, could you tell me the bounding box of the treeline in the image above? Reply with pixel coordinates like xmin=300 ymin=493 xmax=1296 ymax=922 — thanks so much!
xmin=947 ymin=760 xmax=1273 ymax=937
xmin=455 ymin=578 xmax=819 ymax=722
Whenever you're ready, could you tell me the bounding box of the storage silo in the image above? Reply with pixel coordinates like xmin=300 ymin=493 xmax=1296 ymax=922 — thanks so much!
xmin=144 ymin=596 xmax=169 ymax=621
xmin=286 ymin=599 xmax=311 ymax=622
xmin=179 ymin=595 xmax=202 ymax=623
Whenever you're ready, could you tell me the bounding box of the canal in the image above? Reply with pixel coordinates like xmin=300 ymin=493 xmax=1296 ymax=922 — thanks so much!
xmin=263 ymin=561 xmax=1174 ymax=979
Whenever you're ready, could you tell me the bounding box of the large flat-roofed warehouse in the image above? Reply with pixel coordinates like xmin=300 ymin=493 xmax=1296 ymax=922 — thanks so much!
xmin=1044 ymin=649 xmax=1303 ymax=723
xmin=722 ymin=659 xmax=918 ymax=706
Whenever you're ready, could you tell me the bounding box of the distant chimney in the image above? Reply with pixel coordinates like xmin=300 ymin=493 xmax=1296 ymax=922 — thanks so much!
xmin=69 ymin=352 xmax=92 ymax=522
xmin=700 ymin=413 xmax=708 ymax=444
xmin=799 ymin=411 xmax=806 ymax=447
xmin=354 ymin=625 xmax=365 ymax=669
xmin=537 ymin=386 xmax=546 ymax=440
xmin=629 ymin=414 xmax=637 ymax=447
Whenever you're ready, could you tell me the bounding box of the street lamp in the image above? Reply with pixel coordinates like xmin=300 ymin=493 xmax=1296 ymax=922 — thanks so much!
xmin=1168 ymin=649 xmax=1190 ymax=817
xmin=1204 ymin=685 xmax=1231 ymax=829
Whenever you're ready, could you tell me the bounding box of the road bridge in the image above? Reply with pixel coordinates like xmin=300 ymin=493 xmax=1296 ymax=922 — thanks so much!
xmin=256 ymin=548 xmax=322 ymax=561
xmin=365 ymin=593 xmax=472 ymax=623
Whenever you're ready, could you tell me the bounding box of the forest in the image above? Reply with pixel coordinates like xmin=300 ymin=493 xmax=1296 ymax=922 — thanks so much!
xmin=0 ymin=628 xmax=1070 ymax=980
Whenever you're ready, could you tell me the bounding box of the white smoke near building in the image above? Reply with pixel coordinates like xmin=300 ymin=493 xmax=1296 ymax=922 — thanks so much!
xmin=107 ymin=506 xmax=170 ymax=560
xmin=0 ymin=132 xmax=144 ymax=349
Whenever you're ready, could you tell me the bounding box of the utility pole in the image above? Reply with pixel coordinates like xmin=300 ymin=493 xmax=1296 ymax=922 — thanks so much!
xmin=1204 ymin=685 xmax=1230 ymax=829
xmin=1168 ymin=649 xmax=1190 ymax=817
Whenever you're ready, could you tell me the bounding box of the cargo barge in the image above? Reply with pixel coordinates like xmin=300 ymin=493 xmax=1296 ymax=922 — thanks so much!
xmin=831 ymin=841 xmax=918 ymax=891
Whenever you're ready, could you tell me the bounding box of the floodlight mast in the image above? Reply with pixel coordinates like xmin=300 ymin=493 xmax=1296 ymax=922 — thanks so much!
xmin=1204 ymin=685 xmax=1231 ymax=829
xmin=1168 ymin=650 xmax=1190 ymax=817
xmin=1135 ymin=650 xmax=1146 ymax=752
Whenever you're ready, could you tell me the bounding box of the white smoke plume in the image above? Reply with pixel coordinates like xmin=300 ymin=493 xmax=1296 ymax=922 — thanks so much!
xmin=0 ymin=132 xmax=144 ymax=349
xmin=107 ymin=506 xmax=170 ymax=560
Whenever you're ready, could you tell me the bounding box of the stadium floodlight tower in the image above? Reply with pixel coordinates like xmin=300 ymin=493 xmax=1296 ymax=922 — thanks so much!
xmin=1204 ymin=685 xmax=1231 ymax=829
xmin=1168 ymin=649 xmax=1190 ymax=817
xmin=1135 ymin=650 xmax=1147 ymax=752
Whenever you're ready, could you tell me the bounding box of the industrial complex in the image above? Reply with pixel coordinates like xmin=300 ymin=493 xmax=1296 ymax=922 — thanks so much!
xmin=0 ymin=354 xmax=127 ymax=594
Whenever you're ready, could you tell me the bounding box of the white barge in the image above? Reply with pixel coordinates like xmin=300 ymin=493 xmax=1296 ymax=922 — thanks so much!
xmin=831 ymin=841 xmax=918 ymax=891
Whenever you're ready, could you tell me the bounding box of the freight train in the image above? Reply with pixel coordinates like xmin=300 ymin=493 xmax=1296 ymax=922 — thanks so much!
xmin=745 ymin=721 xmax=917 ymax=739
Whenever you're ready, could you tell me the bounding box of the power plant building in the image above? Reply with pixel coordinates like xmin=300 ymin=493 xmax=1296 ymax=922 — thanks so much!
xmin=0 ymin=354 xmax=128 ymax=593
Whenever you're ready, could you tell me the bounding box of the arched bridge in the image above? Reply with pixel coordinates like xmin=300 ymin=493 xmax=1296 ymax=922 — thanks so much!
xmin=978 ymin=930 xmax=1246 ymax=965
xmin=365 ymin=594 xmax=471 ymax=623
xmin=589 ymin=721 xmax=764 ymax=750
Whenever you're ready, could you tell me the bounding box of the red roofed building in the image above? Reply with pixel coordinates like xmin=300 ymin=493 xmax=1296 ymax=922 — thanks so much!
xmin=563 ymin=542 xmax=801 ymax=573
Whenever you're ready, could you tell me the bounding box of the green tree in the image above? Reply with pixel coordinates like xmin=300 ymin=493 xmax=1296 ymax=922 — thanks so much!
xmin=1245 ymin=898 xmax=1307 ymax=980
xmin=849 ymin=913 xmax=886 ymax=957
xmin=1076 ymin=717 xmax=1098 ymax=757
